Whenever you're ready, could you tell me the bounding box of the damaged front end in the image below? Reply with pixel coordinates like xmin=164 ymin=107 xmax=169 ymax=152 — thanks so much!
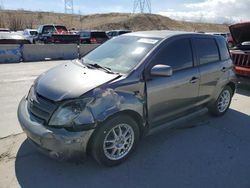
xmin=18 ymin=76 xmax=146 ymax=161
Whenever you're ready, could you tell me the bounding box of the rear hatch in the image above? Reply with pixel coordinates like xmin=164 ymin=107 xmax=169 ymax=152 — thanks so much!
xmin=51 ymin=34 xmax=80 ymax=43
xmin=0 ymin=32 xmax=30 ymax=44
xmin=91 ymin=32 xmax=109 ymax=43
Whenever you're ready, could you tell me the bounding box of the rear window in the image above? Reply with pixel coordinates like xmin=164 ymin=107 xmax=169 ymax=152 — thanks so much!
xmin=118 ymin=31 xmax=131 ymax=35
xmin=79 ymin=32 xmax=90 ymax=38
xmin=43 ymin=25 xmax=67 ymax=33
xmin=194 ymin=38 xmax=220 ymax=65
xmin=55 ymin=26 xmax=67 ymax=31
xmin=91 ymin=32 xmax=108 ymax=38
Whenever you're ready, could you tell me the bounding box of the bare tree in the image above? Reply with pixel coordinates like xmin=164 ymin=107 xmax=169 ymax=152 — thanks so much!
xmin=37 ymin=12 xmax=43 ymax=24
xmin=24 ymin=16 xmax=34 ymax=28
xmin=8 ymin=14 xmax=24 ymax=31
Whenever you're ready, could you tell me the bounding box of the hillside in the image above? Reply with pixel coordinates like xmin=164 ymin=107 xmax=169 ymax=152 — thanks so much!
xmin=0 ymin=10 xmax=229 ymax=32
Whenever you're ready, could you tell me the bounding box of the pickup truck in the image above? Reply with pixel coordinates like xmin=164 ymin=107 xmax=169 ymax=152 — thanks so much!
xmin=229 ymin=22 xmax=250 ymax=78
xmin=35 ymin=25 xmax=80 ymax=44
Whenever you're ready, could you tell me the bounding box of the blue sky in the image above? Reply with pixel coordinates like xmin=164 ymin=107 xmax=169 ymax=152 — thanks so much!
xmin=1 ymin=0 xmax=250 ymax=23
xmin=1 ymin=0 xmax=201 ymax=14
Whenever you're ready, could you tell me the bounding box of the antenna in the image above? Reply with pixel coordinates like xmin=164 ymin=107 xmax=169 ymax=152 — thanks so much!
xmin=133 ymin=0 xmax=151 ymax=14
xmin=64 ymin=0 xmax=74 ymax=14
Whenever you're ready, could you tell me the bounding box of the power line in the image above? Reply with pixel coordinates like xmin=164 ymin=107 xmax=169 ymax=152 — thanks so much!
xmin=133 ymin=0 xmax=151 ymax=14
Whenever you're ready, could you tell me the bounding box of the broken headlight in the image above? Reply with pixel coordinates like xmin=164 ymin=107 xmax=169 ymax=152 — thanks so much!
xmin=49 ymin=98 xmax=93 ymax=127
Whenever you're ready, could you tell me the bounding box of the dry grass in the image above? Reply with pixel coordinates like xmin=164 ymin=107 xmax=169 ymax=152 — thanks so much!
xmin=0 ymin=10 xmax=229 ymax=32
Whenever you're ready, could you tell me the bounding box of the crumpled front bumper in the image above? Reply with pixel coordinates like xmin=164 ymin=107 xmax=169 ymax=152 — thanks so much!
xmin=17 ymin=97 xmax=94 ymax=160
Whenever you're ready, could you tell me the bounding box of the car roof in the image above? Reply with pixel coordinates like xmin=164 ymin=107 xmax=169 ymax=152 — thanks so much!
xmin=25 ymin=29 xmax=37 ymax=31
xmin=79 ymin=30 xmax=106 ymax=32
xmin=109 ymin=30 xmax=131 ymax=32
xmin=42 ymin=24 xmax=66 ymax=27
xmin=125 ymin=30 xmax=222 ymax=39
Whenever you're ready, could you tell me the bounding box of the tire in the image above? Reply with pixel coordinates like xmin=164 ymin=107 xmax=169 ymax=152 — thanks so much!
xmin=90 ymin=115 xmax=140 ymax=166
xmin=209 ymin=86 xmax=233 ymax=116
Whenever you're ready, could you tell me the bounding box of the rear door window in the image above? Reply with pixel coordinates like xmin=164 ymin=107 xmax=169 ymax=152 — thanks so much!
xmin=216 ymin=38 xmax=230 ymax=60
xmin=152 ymin=38 xmax=193 ymax=71
xmin=193 ymin=38 xmax=220 ymax=65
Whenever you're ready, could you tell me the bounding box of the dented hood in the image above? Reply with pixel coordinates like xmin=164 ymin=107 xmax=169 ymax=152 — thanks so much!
xmin=35 ymin=60 xmax=119 ymax=101
xmin=229 ymin=22 xmax=250 ymax=45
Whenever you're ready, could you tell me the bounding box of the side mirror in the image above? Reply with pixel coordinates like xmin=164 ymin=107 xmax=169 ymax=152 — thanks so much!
xmin=150 ymin=64 xmax=173 ymax=77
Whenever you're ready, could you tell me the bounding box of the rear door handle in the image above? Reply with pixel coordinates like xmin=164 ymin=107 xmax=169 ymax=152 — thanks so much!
xmin=221 ymin=67 xmax=227 ymax=72
xmin=189 ymin=77 xmax=199 ymax=84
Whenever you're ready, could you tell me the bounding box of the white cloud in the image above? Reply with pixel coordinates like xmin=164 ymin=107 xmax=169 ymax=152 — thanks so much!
xmin=158 ymin=0 xmax=250 ymax=23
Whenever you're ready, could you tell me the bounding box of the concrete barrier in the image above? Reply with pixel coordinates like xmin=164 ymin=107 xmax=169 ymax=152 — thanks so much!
xmin=0 ymin=45 xmax=22 ymax=63
xmin=79 ymin=44 xmax=100 ymax=58
xmin=0 ymin=44 xmax=101 ymax=63
xmin=22 ymin=44 xmax=79 ymax=62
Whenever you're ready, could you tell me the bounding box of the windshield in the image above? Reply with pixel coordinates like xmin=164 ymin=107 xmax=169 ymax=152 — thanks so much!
xmin=82 ymin=35 xmax=161 ymax=74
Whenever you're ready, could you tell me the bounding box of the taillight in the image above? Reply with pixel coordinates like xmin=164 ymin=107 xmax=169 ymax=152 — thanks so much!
xmin=90 ymin=37 xmax=97 ymax=43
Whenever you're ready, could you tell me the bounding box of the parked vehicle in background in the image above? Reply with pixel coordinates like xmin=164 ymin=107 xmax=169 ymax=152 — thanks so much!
xmin=106 ymin=30 xmax=132 ymax=38
xmin=229 ymin=22 xmax=250 ymax=78
xmin=23 ymin=29 xmax=38 ymax=44
xmin=18 ymin=30 xmax=236 ymax=166
xmin=206 ymin=32 xmax=234 ymax=47
xmin=0 ymin=32 xmax=31 ymax=44
xmin=226 ymin=33 xmax=235 ymax=48
xmin=35 ymin=24 xmax=80 ymax=44
xmin=77 ymin=30 xmax=109 ymax=44
xmin=0 ymin=28 xmax=10 ymax=32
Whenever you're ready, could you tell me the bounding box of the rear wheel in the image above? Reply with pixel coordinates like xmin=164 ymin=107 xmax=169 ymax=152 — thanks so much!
xmin=209 ymin=86 xmax=233 ymax=116
xmin=91 ymin=115 xmax=140 ymax=166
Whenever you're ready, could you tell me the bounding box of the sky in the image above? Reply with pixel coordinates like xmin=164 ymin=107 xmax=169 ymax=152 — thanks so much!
xmin=1 ymin=0 xmax=250 ymax=23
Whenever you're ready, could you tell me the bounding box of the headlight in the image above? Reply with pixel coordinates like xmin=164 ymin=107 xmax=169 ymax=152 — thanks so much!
xmin=49 ymin=98 xmax=93 ymax=127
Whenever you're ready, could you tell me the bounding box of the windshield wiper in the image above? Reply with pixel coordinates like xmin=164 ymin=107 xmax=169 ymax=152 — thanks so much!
xmin=88 ymin=63 xmax=113 ymax=73
xmin=81 ymin=59 xmax=120 ymax=74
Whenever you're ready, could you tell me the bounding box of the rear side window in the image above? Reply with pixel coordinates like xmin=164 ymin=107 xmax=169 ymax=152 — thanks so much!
xmin=216 ymin=38 xmax=230 ymax=60
xmin=91 ymin=32 xmax=108 ymax=39
xmin=194 ymin=38 xmax=220 ymax=65
xmin=153 ymin=38 xmax=193 ymax=71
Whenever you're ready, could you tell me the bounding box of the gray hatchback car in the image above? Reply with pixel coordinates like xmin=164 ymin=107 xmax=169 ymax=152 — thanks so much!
xmin=18 ymin=30 xmax=236 ymax=166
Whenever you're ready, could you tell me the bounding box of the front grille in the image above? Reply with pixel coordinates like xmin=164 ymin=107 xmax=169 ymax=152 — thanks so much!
xmin=27 ymin=87 xmax=57 ymax=123
xmin=231 ymin=51 xmax=250 ymax=68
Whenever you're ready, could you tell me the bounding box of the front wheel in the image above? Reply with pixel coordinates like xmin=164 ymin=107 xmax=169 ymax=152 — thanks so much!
xmin=209 ymin=86 xmax=233 ymax=116
xmin=90 ymin=115 xmax=140 ymax=166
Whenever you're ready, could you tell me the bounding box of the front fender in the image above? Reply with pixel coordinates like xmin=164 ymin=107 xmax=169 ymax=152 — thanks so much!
xmin=75 ymin=87 xmax=145 ymax=130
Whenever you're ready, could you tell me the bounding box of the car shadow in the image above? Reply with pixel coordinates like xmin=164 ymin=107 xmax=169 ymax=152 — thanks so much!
xmin=15 ymin=109 xmax=250 ymax=188
xmin=237 ymin=83 xmax=250 ymax=97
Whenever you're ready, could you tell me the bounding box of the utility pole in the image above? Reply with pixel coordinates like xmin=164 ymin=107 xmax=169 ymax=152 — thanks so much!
xmin=133 ymin=0 xmax=151 ymax=14
xmin=64 ymin=0 xmax=74 ymax=14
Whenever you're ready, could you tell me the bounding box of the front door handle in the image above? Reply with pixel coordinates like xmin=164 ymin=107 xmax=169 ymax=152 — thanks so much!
xmin=189 ymin=77 xmax=199 ymax=84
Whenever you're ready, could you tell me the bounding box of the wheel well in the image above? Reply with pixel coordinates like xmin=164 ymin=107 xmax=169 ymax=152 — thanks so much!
xmin=227 ymin=82 xmax=236 ymax=94
xmin=86 ymin=110 xmax=145 ymax=155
